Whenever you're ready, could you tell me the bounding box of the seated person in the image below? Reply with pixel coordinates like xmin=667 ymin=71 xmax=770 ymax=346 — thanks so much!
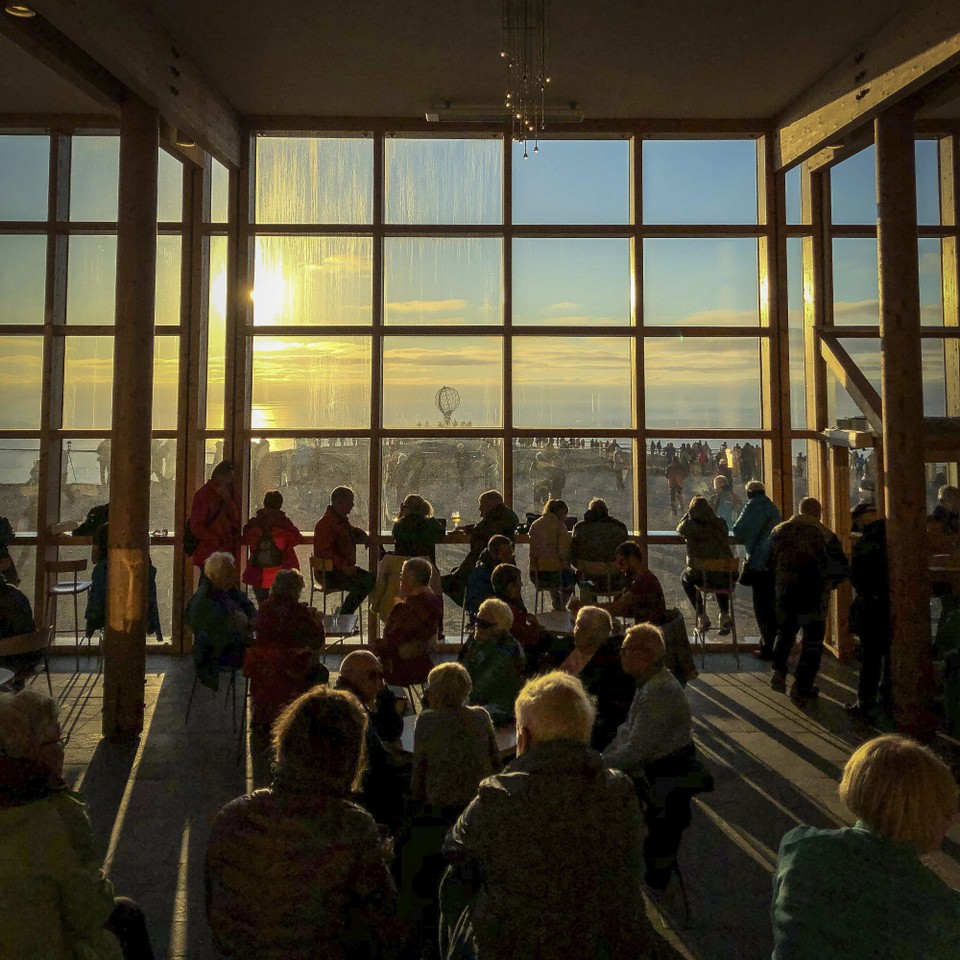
xmin=0 ymin=689 xmax=154 ymax=960
xmin=570 ymin=498 xmax=628 ymax=601
xmin=677 ymin=494 xmax=736 ymax=635
xmin=206 ymin=687 xmax=399 ymax=960
xmin=464 ymin=534 xmax=514 ymax=624
xmin=241 ymin=490 xmax=306 ymax=604
xmin=243 ymin=569 xmax=327 ymax=731
xmin=412 ymin=662 xmax=501 ymax=818
xmin=184 ymin=552 xmax=255 ymax=692
xmin=458 ymin=598 xmax=524 ymax=726
xmin=373 ymin=557 xmax=442 ymax=687
xmin=392 ymin=494 xmax=445 ymax=564
xmin=528 ymin=498 xmax=577 ymax=611
xmin=313 ymin=486 xmax=374 ymax=616
xmin=84 ymin=522 xmax=162 ymax=643
xmin=334 ymin=651 xmax=405 ymax=829
xmin=556 ymin=606 xmax=635 ymax=751
xmin=570 ymin=540 xmax=667 ymax=626
xmin=0 ymin=576 xmax=40 ymax=691
xmin=772 ymin=735 xmax=960 ymax=960
xmin=603 ymin=624 xmax=696 ymax=890
xmin=490 ymin=563 xmax=545 ymax=671
xmin=441 ymin=671 xmax=661 ymax=959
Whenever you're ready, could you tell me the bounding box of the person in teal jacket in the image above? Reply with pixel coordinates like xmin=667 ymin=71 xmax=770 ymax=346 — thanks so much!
xmin=0 ymin=689 xmax=154 ymax=959
xmin=772 ymin=734 xmax=959 ymax=960
xmin=732 ymin=481 xmax=782 ymax=659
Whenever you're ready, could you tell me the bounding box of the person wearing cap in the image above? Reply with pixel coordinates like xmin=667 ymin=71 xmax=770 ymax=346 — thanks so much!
xmin=732 ymin=480 xmax=782 ymax=660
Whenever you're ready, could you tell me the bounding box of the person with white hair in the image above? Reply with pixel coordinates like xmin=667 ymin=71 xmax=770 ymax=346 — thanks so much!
xmin=0 ymin=690 xmax=154 ymax=959
xmin=458 ymin=597 xmax=524 ymax=725
xmin=441 ymin=671 xmax=662 ymax=960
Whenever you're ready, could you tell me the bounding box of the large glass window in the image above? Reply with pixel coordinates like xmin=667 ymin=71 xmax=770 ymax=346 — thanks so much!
xmin=0 ymin=235 xmax=46 ymax=325
xmin=0 ymin=136 xmax=49 ymax=221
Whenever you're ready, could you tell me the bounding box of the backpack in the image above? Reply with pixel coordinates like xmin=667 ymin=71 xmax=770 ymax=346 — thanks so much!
xmin=251 ymin=531 xmax=283 ymax=568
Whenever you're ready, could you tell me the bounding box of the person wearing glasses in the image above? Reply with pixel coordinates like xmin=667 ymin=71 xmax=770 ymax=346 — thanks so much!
xmin=458 ymin=598 xmax=524 ymax=726
xmin=335 ymin=650 xmax=404 ymax=829
xmin=0 ymin=689 xmax=154 ymax=959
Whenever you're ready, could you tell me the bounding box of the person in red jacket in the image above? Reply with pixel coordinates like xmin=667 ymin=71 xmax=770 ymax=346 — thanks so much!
xmin=188 ymin=461 xmax=241 ymax=570
xmin=373 ymin=557 xmax=442 ymax=687
xmin=241 ymin=490 xmax=306 ymax=603
xmin=312 ymin=486 xmax=374 ymax=616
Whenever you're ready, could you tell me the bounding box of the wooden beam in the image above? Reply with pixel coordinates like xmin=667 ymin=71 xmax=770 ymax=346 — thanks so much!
xmin=27 ymin=0 xmax=242 ymax=168
xmin=806 ymin=123 xmax=875 ymax=174
xmin=875 ymin=103 xmax=937 ymax=737
xmin=775 ymin=0 xmax=960 ymax=170
xmin=819 ymin=334 xmax=884 ymax=433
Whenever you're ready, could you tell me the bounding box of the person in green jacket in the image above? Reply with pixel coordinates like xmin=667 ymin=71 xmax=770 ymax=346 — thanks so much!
xmin=772 ymin=734 xmax=959 ymax=960
xmin=0 ymin=689 xmax=154 ymax=960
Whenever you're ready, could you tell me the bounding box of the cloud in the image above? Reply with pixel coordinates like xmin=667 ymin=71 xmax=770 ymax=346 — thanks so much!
xmin=386 ymin=299 xmax=468 ymax=314
xmin=538 ymin=301 xmax=583 ymax=317
xmin=834 ymin=299 xmax=879 ymax=321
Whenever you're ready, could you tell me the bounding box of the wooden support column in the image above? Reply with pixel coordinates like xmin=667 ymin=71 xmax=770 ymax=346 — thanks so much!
xmin=875 ymin=103 xmax=936 ymax=736
xmin=102 ymin=94 xmax=158 ymax=738
xmin=827 ymin=444 xmax=854 ymax=659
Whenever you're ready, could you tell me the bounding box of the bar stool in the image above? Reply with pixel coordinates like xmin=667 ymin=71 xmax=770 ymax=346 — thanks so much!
xmin=44 ymin=558 xmax=93 ymax=671
xmin=530 ymin=558 xmax=563 ymax=613
xmin=309 ymin=556 xmax=363 ymax=645
xmin=577 ymin=560 xmax=620 ymax=603
xmin=690 ymin=557 xmax=740 ymax=670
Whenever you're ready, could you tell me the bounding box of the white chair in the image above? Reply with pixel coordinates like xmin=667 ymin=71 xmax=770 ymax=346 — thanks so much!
xmin=690 ymin=557 xmax=740 ymax=670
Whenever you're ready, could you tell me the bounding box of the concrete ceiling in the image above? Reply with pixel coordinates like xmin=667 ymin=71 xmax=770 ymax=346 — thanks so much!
xmin=1 ymin=0 xmax=957 ymax=122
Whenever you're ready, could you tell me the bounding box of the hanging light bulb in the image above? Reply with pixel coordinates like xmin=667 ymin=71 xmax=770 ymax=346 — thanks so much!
xmin=501 ymin=0 xmax=550 ymax=156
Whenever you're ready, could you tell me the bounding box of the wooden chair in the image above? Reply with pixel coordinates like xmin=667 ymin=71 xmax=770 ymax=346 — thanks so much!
xmin=690 ymin=557 xmax=740 ymax=670
xmin=309 ymin=556 xmax=363 ymax=645
xmin=577 ymin=560 xmax=620 ymax=603
xmin=44 ymin=558 xmax=93 ymax=670
xmin=185 ymin=659 xmax=244 ymax=733
xmin=0 ymin=627 xmax=54 ymax=695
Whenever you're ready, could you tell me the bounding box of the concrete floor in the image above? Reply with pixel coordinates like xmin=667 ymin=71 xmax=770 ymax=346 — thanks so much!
xmin=47 ymin=652 xmax=960 ymax=960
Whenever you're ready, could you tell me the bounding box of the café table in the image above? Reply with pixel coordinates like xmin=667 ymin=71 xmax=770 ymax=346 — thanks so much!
xmin=536 ymin=610 xmax=574 ymax=635
xmin=398 ymin=713 xmax=517 ymax=759
xmin=323 ymin=613 xmax=358 ymax=638
xmin=0 ymin=667 xmax=14 ymax=690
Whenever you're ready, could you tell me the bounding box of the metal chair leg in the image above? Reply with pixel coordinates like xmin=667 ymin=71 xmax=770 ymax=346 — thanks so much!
xmin=236 ymin=676 xmax=249 ymax=764
xmin=185 ymin=675 xmax=199 ymax=724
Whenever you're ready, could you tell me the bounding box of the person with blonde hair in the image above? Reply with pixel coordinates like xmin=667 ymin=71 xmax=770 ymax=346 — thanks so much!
xmin=0 ymin=690 xmax=154 ymax=960
xmin=772 ymin=734 xmax=960 ymax=959
xmin=206 ymin=686 xmax=400 ymax=959
xmin=441 ymin=671 xmax=661 ymax=959
xmin=528 ymin=497 xmax=575 ymax=610
xmin=458 ymin=597 xmax=524 ymax=725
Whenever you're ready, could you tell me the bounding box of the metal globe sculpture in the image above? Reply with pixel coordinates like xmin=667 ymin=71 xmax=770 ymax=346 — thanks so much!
xmin=435 ymin=385 xmax=461 ymax=426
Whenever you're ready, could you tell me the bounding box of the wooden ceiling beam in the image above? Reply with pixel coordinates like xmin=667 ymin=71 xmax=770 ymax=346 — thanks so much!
xmin=774 ymin=0 xmax=960 ymax=171
xmin=23 ymin=1 xmax=242 ymax=168
xmin=820 ymin=333 xmax=884 ymax=434
xmin=805 ymin=123 xmax=875 ymax=174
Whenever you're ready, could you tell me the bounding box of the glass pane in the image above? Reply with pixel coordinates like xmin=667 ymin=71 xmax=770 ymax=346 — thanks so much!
xmin=832 ymin=238 xmax=878 ymax=325
xmin=926 ymin=462 xmax=960 ymax=514
xmin=70 ymin=136 xmax=119 ymax=222
xmin=922 ymin=339 xmax=946 ymax=418
xmin=785 ymin=166 xmax=802 ymax=225
xmin=645 ymin=337 xmax=762 ymax=429
xmin=149 ymin=439 xmax=177 ymax=532
xmin=513 ymin=238 xmax=631 ymax=326
xmin=252 ymin=236 xmax=372 ymax=326
xmin=0 ymin=336 xmax=43 ymax=428
xmin=513 ymin=139 xmax=630 ymax=224
xmin=381 ymin=437 xmax=503 ymax=532
xmin=151 ymin=547 xmax=174 ymax=641
xmin=916 ymin=140 xmax=940 ymax=226
xmin=255 ymin=136 xmax=373 ymax=224
xmin=153 ymin=336 xmax=180 ymax=429
xmin=645 ymin=436 xmax=762 ymax=533
xmin=512 ymin=437 xmax=634 ymax=532
xmin=67 ymin=235 xmax=117 ymax=325
xmin=0 ymin=439 xmax=40 ymax=532
xmin=384 ymin=238 xmax=502 ymax=326
xmin=386 ymin=138 xmax=502 ymax=224
xmin=513 ymin=337 xmax=633 ymax=428
xmin=792 ymin=439 xmax=812 ymax=506
xmin=205 ymin=438 xmax=224 ymax=481
xmin=63 ymin=336 xmax=114 ymax=429
xmin=383 ymin=336 xmax=502 ymax=428
xmin=831 ymin=146 xmax=876 ymax=225
xmin=157 ymin=149 xmax=183 ymax=222
xmin=248 ymin=437 xmax=370 ymax=533
xmin=210 ymin=159 xmax=229 ymax=223
xmin=0 ymin=235 xmax=46 ymax=325
xmin=827 ymin=339 xmax=880 ymax=424
xmin=206 ymin=236 xmax=227 ymax=429
xmin=0 ymin=135 xmax=49 ymax=221
xmin=919 ymin=238 xmax=943 ymax=326
xmin=787 ymin=238 xmax=806 ymax=425
xmin=155 ymin=234 xmax=181 ymax=326
xmin=644 ymin=238 xmax=759 ymax=326
xmin=250 ymin=336 xmax=371 ymax=430
xmin=61 ymin=438 xmax=110 ymax=521
xmin=643 ymin=139 xmax=758 ymax=225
